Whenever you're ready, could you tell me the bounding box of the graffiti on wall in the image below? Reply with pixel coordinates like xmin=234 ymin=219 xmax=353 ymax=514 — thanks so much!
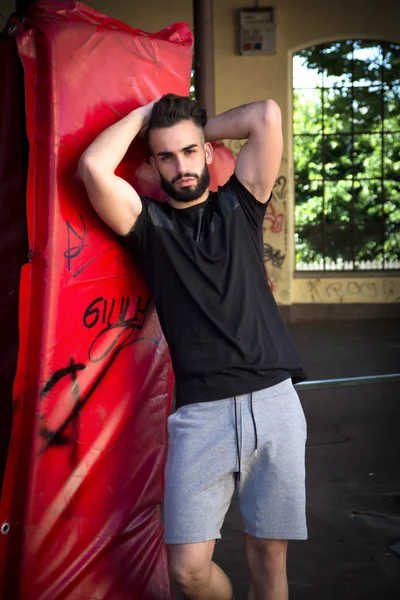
xmin=306 ymin=278 xmax=400 ymax=303
xmin=263 ymin=176 xmax=287 ymax=235
xmin=264 ymin=243 xmax=286 ymax=269
xmin=264 ymin=202 xmax=284 ymax=234
xmin=263 ymin=175 xmax=288 ymax=294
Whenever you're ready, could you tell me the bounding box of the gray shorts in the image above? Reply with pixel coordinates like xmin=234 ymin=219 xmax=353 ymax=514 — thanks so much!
xmin=164 ymin=378 xmax=307 ymax=544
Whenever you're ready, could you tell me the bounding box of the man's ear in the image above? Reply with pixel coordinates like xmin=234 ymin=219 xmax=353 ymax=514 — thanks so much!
xmin=204 ymin=142 xmax=213 ymax=165
xmin=149 ymin=156 xmax=160 ymax=179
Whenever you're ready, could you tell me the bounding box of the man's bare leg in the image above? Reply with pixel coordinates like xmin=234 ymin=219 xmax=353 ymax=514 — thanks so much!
xmin=246 ymin=536 xmax=288 ymax=600
xmin=168 ymin=540 xmax=233 ymax=600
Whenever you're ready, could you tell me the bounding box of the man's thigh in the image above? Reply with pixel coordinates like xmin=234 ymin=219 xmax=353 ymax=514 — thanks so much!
xmin=238 ymin=379 xmax=308 ymax=540
xmin=164 ymin=400 xmax=238 ymax=544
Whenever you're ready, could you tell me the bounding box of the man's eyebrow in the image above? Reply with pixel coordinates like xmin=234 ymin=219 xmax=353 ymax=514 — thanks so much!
xmin=156 ymin=144 xmax=198 ymax=157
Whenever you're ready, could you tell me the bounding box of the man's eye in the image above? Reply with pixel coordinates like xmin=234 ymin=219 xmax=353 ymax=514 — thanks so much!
xmin=185 ymin=149 xmax=195 ymax=155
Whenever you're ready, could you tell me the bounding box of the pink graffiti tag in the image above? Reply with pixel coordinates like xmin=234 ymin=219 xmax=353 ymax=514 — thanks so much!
xmin=263 ymin=175 xmax=287 ymax=234
xmin=263 ymin=202 xmax=284 ymax=234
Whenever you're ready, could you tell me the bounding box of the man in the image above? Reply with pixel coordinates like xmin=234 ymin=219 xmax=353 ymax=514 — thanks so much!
xmin=78 ymin=94 xmax=308 ymax=600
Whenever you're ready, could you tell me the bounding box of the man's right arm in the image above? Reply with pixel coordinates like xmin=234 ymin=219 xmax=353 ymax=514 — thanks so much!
xmin=78 ymin=101 xmax=155 ymax=236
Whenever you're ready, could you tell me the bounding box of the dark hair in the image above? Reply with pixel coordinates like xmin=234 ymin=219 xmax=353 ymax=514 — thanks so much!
xmin=147 ymin=94 xmax=207 ymax=134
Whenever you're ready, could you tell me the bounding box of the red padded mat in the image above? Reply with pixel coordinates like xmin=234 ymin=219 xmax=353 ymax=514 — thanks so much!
xmin=0 ymin=2 xmax=193 ymax=598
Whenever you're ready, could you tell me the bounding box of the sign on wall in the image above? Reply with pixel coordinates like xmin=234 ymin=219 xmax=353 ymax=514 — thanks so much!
xmin=238 ymin=7 xmax=276 ymax=55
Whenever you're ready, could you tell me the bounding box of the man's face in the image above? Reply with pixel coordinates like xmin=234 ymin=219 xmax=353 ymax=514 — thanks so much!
xmin=149 ymin=120 xmax=213 ymax=203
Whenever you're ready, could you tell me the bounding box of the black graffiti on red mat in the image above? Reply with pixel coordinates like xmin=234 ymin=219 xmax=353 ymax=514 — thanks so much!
xmin=39 ymin=357 xmax=85 ymax=452
xmin=83 ymin=295 xmax=155 ymax=363
xmin=63 ymin=216 xmax=95 ymax=278
xmin=39 ymin=331 xmax=159 ymax=453
xmin=38 ymin=295 xmax=158 ymax=452
xmin=41 ymin=360 xmax=86 ymax=396
xmin=64 ymin=216 xmax=86 ymax=271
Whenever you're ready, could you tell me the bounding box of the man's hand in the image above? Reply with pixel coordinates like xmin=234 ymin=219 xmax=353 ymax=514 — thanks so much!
xmin=137 ymin=99 xmax=158 ymax=138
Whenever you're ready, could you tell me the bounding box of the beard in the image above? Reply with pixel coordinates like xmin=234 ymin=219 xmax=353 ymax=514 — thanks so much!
xmin=159 ymin=163 xmax=210 ymax=203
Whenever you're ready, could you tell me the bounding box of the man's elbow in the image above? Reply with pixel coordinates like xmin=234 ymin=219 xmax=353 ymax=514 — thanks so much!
xmin=78 ymin=152 xmax=102 ymax=184
xmin=78 ymin=153 xmax=91 ymax=179
xmin=78 ymin=150 xmax=95 ymax=177
xmin=261 ymin=99 xmax=282 ymax=124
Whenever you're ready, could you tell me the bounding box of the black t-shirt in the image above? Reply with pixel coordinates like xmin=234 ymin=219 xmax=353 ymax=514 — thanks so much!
xmin=119 ymin=173 xmax=307 ymax=408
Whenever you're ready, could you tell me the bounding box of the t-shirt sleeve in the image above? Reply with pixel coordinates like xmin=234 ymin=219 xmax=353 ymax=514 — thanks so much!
xmin=117 ymin=196 xmax=150 ymax=257
xmin=221 ymin=173 xmax=271 ymax=228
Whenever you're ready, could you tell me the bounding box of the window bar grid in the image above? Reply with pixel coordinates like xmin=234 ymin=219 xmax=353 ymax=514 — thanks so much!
xmin=293 ymin=42 xmax=400 ymax=272
xmin=350 ymin=41 xmax=356 ymax=269
xmin=381 ymin=44 xmax=386 ymax=270
xmin=321 ymin=49 xmax=326 ymax=270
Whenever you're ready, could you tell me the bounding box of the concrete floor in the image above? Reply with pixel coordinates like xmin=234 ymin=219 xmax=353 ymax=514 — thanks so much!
xmin=173 ymin=320 xmax=400 ymax=599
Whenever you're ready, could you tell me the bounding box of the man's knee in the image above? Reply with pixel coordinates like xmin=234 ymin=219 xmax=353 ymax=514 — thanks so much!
xmin=246 ymin=537 xmax=288 ymax=581
xmin=168 ymin=542 xmax=214 ymax=592
xmin=170 ymin=559 xmax=210 ymax=591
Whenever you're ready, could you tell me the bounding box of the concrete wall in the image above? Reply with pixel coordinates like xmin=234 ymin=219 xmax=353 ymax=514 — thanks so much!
xmin=2 ymin=0 xmax=399 ymax=309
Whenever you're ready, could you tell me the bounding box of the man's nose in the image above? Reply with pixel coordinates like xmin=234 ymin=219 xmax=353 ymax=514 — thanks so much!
xmin=175 ymin=156 xmax=188 ymax=174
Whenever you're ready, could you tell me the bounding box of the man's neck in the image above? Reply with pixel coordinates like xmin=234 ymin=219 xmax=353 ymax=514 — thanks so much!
xmin=168 ymin=188 xmax=210 ymax=210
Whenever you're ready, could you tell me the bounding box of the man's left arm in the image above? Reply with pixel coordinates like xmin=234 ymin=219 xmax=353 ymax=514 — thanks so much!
xmin=203 ymin=100 xmax=283 ymax=203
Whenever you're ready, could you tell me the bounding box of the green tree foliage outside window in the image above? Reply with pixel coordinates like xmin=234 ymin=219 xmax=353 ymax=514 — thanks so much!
xmin=293 ymin=41 xmax=400 ymax=270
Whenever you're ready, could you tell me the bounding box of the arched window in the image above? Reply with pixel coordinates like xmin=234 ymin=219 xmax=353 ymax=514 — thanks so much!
xmin=293 ymin=40 xmax=400 ymax=271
